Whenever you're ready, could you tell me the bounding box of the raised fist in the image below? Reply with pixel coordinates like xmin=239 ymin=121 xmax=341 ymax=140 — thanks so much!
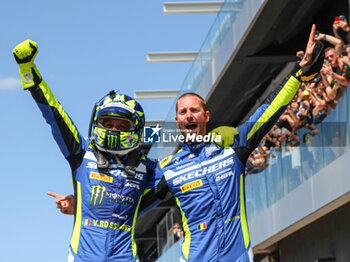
xmin=13 ymin=39 xmax=38 ymax=64
xmin=13 ymin=39 xmax=42 ymax=89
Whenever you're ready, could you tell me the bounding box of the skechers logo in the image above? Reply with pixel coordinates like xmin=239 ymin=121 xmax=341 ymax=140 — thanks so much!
xmin=135 ymin=173 xmax=144 ymax=180
xmin=90 ymin=172 xmax=113 ymax=183
xmin=173 ymin=157 xmax=233 ymax=186
xmin=180 ymin=179 xmax=203 ymax=193
xmin=109 ymin=169 xmax=144 ymax=181
xmin=110 ymin=169 xmax=126 ymax=177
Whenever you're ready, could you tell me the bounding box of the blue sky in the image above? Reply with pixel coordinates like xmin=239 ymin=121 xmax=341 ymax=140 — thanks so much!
xmin=0 ymin=1 xmax=215 ymax=261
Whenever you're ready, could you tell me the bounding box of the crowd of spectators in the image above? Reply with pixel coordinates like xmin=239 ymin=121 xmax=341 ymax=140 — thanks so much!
xmin=246 ymin=16 xmax=350 ymax=174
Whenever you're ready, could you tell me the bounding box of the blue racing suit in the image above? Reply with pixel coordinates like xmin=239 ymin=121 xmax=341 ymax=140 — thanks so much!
xmin=27 ymin=79 xmax=157 ymax=262
xmin=155 ymin=74 xmax=302 ymax=261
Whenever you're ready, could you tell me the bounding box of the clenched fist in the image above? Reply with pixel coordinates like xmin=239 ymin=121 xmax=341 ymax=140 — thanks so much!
xmin=13 ymin=39 xmax=42 ymax=89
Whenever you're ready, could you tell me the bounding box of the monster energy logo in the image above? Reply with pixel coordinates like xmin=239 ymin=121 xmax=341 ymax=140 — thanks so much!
xmin=90 ymin=185 xmax=106 ymax=207
xmin=107 ymin=134 xmax=118 ymax=149
xmin=90 ymin=185 xmax=135 ymax=207
xmin=105 ymin=192 xmax=135 ymax=204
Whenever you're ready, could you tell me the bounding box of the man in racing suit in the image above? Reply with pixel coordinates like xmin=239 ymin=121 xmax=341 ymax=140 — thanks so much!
xmin=13 ymin=40 xmax=158 ymax=262
xmin=154 ymin=25 xmax=324 ymax=261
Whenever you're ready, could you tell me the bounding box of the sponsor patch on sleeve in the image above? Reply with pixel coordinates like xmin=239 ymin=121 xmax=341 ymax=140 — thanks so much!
xmin=160 ymin=155 xmax=173 ymax=168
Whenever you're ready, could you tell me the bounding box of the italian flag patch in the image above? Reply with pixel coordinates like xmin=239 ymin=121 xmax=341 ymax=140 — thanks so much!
xmin=82 ymin=219 xmax=91 ymax=226
xmin=197 ymin=222 xmax=207 ymax=230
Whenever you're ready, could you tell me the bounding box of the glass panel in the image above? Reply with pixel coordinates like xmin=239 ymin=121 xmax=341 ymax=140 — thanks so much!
xmin=281 ymin=145 xmax=303 ymax=193
xmin=299 ymin=127 xmax=325 ymax=180
xmin=245 ymin=171 xmax=268 ymax=220
xmin=322 ymin=96 xmax=348 ymax=166
xmin=157 ymin=220 xmax=168 ymax=257
xmin=265 ymin=150 xmax=285 ymax=206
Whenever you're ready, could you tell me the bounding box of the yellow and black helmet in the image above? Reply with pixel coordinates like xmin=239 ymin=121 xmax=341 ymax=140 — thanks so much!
xmin=88 ymin=90 xmax=145 ymax=155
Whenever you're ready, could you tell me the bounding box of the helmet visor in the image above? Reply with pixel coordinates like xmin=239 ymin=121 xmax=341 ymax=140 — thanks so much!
xmin=98 ymin=116 xmax=135 ymax=131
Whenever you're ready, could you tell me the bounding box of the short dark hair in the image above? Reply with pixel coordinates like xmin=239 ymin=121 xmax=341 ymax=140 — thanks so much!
xmin=175 ymin=92 xmax=207 ymax=112
xmin=324 ymin=46 xmax=335 ymax=53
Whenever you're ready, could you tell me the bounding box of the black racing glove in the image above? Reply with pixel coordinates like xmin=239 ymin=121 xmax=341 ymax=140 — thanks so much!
xmin=293 ymin=40 xmax=324 ymax=82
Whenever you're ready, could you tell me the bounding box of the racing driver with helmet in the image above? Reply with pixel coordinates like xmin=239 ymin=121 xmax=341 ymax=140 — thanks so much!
xmin=13 ymin=39 xmax=158 ymax=262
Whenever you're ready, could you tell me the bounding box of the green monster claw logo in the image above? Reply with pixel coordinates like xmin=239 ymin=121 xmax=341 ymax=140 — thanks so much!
xmin=90 ymin=185 xmax=106 ymax=207
xmin=107 ymin=134 xmax=118 ymax=149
